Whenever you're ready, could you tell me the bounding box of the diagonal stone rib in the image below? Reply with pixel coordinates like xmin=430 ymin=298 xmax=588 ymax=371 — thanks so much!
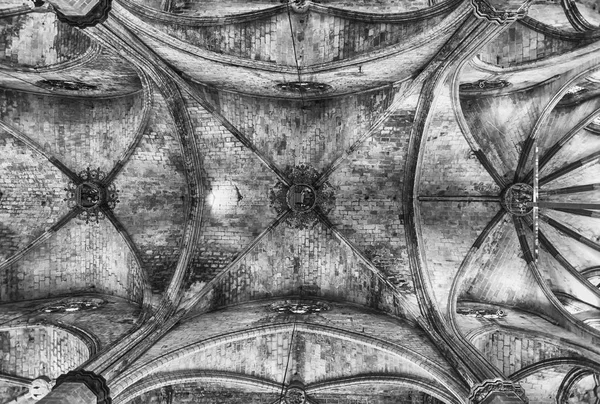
xmin=539 ymin=149 xmax=600 ymax=186
xmin=0 ymin=207 xmax=81 ymax=271
xmin=314 ymin=208 xmax=420 ymax=320
xmin=180 ymin=209 xmax=291 ymax=313
xmin=104 ymin=72 xmax=154 ymax=185
xmin=541 ymin=183 xmax=600 ymax=195
xmin=523 ymin=106 xmax=600 ymax=184
xmin=0 ymin=119 xmax=79 ymax=183
xmin=102 ymin=207 xmax=152 ymax=308
xmin=540 ymin=212 xmax=600 ymax=253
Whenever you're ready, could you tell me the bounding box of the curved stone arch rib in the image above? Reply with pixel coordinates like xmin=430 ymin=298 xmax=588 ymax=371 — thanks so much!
xmin=509 ymin=357 xmax=600 ymax=382
xmin=118 ymin=0 xmax=460 ymax=26
xmin=110 ymin=0 xmax=465 ymax=77
xmin=111 ymin=322 xmax=468 ymax=400
xmin=465 ymin=324 xmax=595 ymax=361
xmin=0 ymin=322 xmax=97 ymax=374
xmin=514 ymin=64 xmax=600 ymax=181
xmin=306 ymin=375 xmax=462 ymax=404
xmin=467 ymin=39 xmax=600 ymax=74
xmin=0 ymin=208 xmax=81 ymax=272
xmin=114 ymin=370 xmax=282 ymax=404
xmin=556 ymin=366 xmax=594 ymax=404
xmin=561 ymin=0 xmax=597 ymax=32
xmin=0 ymin=43 xmax=102 ymax=75
xmin=104 ymin=69 xmax=153 ymax=184
xmin=520 ymin=16 xmax=600 ymax=40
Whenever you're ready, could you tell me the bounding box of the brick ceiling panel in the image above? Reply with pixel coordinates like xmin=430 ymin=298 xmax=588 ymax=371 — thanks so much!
xmin=215 ymin=88 xmax=395 ymax=171
xmin=0 ymin=88 xmax=146 ymax=175
xmin=459 ymin=217 xmax=553 ymax=312
xmin=185 ymin=103 xmax=281 ymax=288
xmin=419 ymin=201 xmax=501 ymax=310
xmin=112 ymin=90 xmax=187 ymax=295
xmin=0 ymin=131 xmax=71 ymax=265
xmin=159 ymin=330 xmax=435 ymax=385
xmin=140 ymin=303 xmax=452 ymax=381
xmin=121 ymin=1 xmax=456 ymax=98
xmin=0 ymin=218 xmax=144 ymax=303
xmin=0 ymin=13 xmax=90 ymax=69
xmin=459 ymin=85 xmax=551 ymax=181
xmin=208 ymin=221 xmax=384 ymax=309
xmin=471 ymin=330 xmax=580 ymax=378
xmin=154 ymin=10 xmax=447 ymax=68
xmin=0 ymin=325 xmax=89 ymax=380
xmin=420 ymin=83 xmax=500 ymax=196
xmin=477 ymin=22 xmax=585 ymax=68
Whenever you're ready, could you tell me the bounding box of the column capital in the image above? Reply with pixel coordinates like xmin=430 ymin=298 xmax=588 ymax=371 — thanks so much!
xmin=470 ymin=0 xmax=530 ymax=24
xmin=54 ymin=370 xmax=112 ymax=404
xmin=468 ymin=379 xmax=529 ymax=404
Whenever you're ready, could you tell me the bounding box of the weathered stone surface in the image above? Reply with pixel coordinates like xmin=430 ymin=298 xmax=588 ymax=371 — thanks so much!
xmin=0 ymin=326 xmax=89 ymax=379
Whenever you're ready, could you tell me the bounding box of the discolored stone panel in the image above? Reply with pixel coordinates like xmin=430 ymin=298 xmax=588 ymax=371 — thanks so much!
xmin=0 ymin=326 xmax=89 ymax=379
xmin=0 ymin=13 xmax=90 ymax=69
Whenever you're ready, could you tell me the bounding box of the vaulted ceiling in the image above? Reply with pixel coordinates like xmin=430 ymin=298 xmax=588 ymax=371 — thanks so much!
xmin=1 ymin=0 xmax=600 ymax=403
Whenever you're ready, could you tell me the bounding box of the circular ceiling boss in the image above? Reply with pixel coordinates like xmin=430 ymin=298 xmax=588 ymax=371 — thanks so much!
xmin=269 ymin=164 xmax=335 ymax=229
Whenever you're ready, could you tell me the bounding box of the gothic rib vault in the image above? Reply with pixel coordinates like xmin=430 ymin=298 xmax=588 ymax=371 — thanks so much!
xmin=1 ymin=0 xmax=600 ymax=403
